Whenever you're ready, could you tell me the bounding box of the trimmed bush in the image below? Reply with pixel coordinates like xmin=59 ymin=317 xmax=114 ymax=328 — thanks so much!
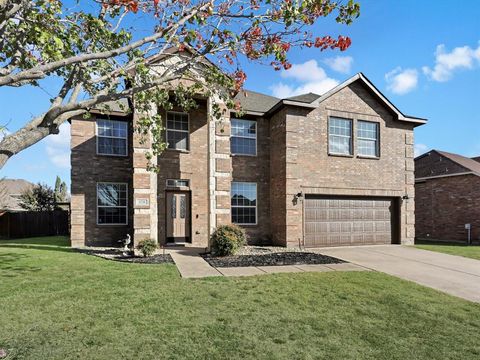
xmin=210 ymin=224 xmax=247 ymax=256
xmin=136 ymin=239 xmax=158 ymax=257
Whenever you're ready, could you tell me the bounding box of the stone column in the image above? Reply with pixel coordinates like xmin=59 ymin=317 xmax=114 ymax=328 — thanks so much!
xmin=132 ymin=112 xmax=158 ymax=244
xmin=207 ymin=97 xmax=232 ymax=241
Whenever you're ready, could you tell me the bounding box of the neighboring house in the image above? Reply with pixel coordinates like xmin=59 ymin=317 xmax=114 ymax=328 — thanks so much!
xmin=70 ymin=68 xmax=426 ymax=248
xmin=415 ymin=150 xmax=480 ymax=243
xmin=0 ymin=179 xmax=34 ymax=211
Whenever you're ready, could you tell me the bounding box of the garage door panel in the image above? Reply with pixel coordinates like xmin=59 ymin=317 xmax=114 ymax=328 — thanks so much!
xmin=304 ymin=196 xmax=395 ymax=247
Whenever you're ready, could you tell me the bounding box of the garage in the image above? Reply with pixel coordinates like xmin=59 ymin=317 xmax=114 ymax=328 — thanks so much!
xmin=304 ymin=196 xmax=397 ymax=247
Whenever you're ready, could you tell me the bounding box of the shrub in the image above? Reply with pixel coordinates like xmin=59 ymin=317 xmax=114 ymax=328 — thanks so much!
xmin=210 ymin=224 xmax=247 ymax=256
xmin=136 ymin=239 xmax=158 ymax=257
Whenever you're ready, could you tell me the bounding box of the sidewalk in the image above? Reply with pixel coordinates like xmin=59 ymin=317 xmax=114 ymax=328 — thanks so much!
xmin=166 ymin=247 xmax=368 ymax=279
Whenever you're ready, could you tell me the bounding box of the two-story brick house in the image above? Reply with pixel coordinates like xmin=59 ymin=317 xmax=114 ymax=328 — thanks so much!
xmin=70 ymin=72 xmax=426 ymax=248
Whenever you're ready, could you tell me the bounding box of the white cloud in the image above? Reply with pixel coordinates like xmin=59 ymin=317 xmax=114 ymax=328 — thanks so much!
xmin=44 ymin=122 xmax=71 ymax=169
xmin=271 ymin=60 xmax=339 ymax=98
xmin=385 ymin=67 xmax=418 ymax=95
xmin=422 ymin=43 xmax=480 ymax=82
xmin=414 ymin=143 xmax=428 ymax=157
xmin=324 ymin=56 xmax=354 ymax=74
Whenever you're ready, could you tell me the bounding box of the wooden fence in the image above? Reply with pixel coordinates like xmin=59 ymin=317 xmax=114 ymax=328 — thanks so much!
xmin=0 ymin=210 xmax=69 ymax=239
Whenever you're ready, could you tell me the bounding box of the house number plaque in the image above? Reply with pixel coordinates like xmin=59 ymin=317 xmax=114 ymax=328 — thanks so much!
xmin=135 ymin=198 xmax=149 ymax=206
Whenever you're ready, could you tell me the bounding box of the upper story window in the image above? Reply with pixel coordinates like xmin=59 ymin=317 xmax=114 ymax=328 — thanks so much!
xmin=231 ymin=119 xmax=256 ymax=156
xmin=166 ymin=112 xmax=189 ymax=151
xmin=96 ymin=119 xmax=128 ymax=156
xmin=357 ymin=121 xmax=379 ymax=157
xmin=328 ymin=117 xmax=352 ymax=156
xmin=97 ymin=183 xmax=127 ymax=225
xmin=231 ymin=182 xmax=257 ymax=225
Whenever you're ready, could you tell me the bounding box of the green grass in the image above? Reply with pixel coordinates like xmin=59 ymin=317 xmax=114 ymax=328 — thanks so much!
xmin=415 ymin=241 xmax=480 ymax=260
xmin=1 ymin=237 xmax=480 ymax=360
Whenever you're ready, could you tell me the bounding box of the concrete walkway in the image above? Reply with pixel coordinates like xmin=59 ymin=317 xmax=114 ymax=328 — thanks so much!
xmin=168 ymin=248 xmax=222 ymax=278
xmin=316 ymin=245 xmax=480 ymax=303
xmin=166 ymin=247 xmax=368 ymax=279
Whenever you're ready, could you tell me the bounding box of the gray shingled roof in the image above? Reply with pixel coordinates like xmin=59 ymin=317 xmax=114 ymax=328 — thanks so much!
xmin=436 ymin=150 xmax=480 ymax=175
xmin=0 ymin=179 xmax=34 ymax=211
xmin=284 ymin=92 xmax=321 ymax=103
xmin=234 ymin=90 xmax=280 ymax=114
xmin=93 ymin=98 xmax=131 ymax=114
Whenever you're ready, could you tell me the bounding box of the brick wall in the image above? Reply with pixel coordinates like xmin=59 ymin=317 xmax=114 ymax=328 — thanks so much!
xmin=70 ymin=115 xmax=133 ymax=247
xmin=415 ymin=174 xmax=480 ymax=242
xmin=269 ymin=108 xmax=288 ymax=245
xmin=232 ymin=116 xmax=271 ymax=244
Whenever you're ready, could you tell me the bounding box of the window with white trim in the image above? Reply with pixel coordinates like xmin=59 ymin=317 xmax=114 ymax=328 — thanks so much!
xmin=231 ymin=182 xmax=257 ymax=224
xmin=166 ymin=112 xmax=189 ymax=150
xmin=97 ymin=183 xmax=127 ymax=225
xmin=357 ymin=120 xmax=379 ymax=157
xmin=96 ymin=119 xmax=128 ymax=156
xmin=329 ymin=117 xmax=352 ymax=155
xmin=231 ymin=119 xmax=256 ymax=155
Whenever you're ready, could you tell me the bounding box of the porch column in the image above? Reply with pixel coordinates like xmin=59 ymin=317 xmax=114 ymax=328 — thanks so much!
xmin=207 ymin=97 xmax=232 ymax=239
xmin=132 ymin=112 xmax=158 ymax=244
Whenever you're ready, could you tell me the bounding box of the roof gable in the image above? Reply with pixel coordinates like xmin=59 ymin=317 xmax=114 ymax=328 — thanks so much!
xmin=313 ymin=73 xmax=427 ymax=126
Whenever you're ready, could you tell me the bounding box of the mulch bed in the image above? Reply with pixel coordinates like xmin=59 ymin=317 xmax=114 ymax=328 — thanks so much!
xmin=77 ymin=248 xmax=174 ymax=264
xmin=202 ymin=252 xmax=345 ymax=268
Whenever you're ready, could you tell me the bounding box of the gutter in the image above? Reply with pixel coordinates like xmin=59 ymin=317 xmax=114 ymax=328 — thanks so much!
xmin=415 ymin=171 xmax=479 ymax=182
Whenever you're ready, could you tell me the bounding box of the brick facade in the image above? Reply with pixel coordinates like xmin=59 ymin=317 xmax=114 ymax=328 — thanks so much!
xmin=70 ymin=115 xmax=133 ymax=247
xmin=70 ymin=78 xmax=421 ymax=248
xmin=415 ymin=151 xmax=480 ymax=243
xmin=277 ymin=82 xmax=415 ymax=246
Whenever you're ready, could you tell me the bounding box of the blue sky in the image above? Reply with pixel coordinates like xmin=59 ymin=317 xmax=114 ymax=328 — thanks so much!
xmin=1 ymin=0 xmax=479 ymax=189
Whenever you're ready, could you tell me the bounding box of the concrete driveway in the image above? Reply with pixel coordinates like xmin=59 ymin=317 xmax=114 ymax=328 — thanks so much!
xmin=316 ymin=245 xmax=480 ymax=303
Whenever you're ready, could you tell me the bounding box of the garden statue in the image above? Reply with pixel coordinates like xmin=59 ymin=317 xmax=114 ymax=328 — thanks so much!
xmin=118 ymin=234 xmax=132 ymax=256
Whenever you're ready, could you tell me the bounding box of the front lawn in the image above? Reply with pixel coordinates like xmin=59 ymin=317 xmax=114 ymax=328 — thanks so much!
xmin=1 ymin=237 xmax=480 ymax=359
xmin=415 ymin=241 xmax=480 ymax=260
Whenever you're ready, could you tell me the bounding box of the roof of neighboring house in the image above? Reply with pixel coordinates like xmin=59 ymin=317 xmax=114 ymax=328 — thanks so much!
xmin=0 ymin=179 xmax=34 ymax=211
xmin=435 ymin=150 xmax=480 ymax=175
xmin=415 ymin=150 xmax=480 ymax=178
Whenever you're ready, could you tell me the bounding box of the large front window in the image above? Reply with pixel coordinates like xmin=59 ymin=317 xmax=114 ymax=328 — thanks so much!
xmin=231 ymin=182 xmax=257 ymax=225
xmin=166 ymin=112 xmax=189 ymax=150
xmin=357 ymin=120 xmax=379 ymax=157
xmin=328 ymin=117 xmax=352 ymax=155
xmin=96 ymin=119 xmax=128 ymax=156
xmin=97 ymin=183 xmax=127 ymax=225
xmin=231 ymin=119 xmax=256 ymax=155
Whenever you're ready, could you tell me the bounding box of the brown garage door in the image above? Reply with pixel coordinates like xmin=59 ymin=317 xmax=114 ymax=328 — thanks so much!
xmin=304 ymin=196 xmax=396 ymax=247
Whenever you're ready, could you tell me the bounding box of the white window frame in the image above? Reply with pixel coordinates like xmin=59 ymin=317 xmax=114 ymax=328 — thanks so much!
xmin=230 ymin=119 xmax=257 ymax=156
xmin=96 ymin=182 xmax=128 ymax=226
xmin=166 ymin=111 xmax=190 ymax=151
xmin=96 ymin=119 xmax=128 ymax=156
xmin=231 ymin=181 xmax=257 ymax=225
xmin=328 ymin=117 xmax=353 ymax=156
xmin=357 ymin=120 xmax=380 ymax=158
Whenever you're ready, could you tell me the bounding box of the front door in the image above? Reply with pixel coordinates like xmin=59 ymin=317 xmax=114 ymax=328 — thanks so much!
xmin=166 ymin=191 xmax=191 ymax=243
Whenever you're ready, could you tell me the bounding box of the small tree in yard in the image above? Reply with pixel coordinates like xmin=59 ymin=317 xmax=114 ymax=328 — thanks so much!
xmin=19 ymin=183 xmax=56 ymax=211
xmin=54 ymin=175 xmax=68 ymax=203
xmin=0 ymin=0 xmax=359 ymax=170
